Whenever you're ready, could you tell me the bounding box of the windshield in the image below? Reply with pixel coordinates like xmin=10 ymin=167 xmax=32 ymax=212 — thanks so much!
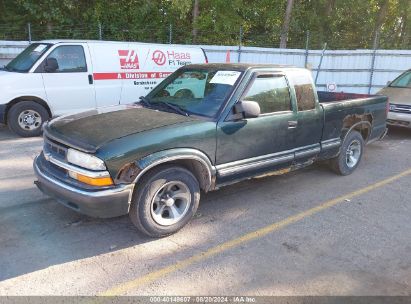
xmin=146 ymin=68 xmax=243 ymax=118
xmin=5 ymin=43 xmax=52 ymax=72
xmin=389 ymin=70 xmax=411 ymax=88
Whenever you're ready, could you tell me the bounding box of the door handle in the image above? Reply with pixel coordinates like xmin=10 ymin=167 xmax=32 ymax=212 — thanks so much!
xmin=88 ymin=74 xmax=93 ymax=84
xmin=288 ymin=120 xmax=298 ymax=129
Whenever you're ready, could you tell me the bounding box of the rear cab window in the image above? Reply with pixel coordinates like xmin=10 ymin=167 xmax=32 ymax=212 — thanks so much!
xmin=288 ymin=69 xmax=317 ymax=111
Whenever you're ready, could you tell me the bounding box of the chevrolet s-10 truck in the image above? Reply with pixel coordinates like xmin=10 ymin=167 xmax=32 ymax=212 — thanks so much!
xmin=33 ymin=64 xmax=388 ymax=237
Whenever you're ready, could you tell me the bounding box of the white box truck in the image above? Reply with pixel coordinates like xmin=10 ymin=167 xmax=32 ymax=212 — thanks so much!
xmin=0 ymin=40 xmax=208 ymax=137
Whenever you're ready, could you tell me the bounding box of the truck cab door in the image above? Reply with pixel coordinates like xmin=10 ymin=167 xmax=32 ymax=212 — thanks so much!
xmin=287 ymin=70 xmax=323 ymax=163
xmin=37 ymin=43 xmax=96 ymax=116
xmin=216 ymin=73 xmax=297 ymax=184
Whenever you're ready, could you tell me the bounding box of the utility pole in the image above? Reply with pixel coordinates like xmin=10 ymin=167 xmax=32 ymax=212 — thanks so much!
xmin=27 ymin=23 xmax=32 ymax=43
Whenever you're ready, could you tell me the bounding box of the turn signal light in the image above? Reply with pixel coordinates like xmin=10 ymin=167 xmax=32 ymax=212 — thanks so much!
xmin=69 ymin=171 xmax=114 ymax=186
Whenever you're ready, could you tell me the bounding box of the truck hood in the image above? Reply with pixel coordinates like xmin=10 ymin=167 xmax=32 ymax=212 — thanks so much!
xmin=378 ymin=87 xmax=411 ymax=105
xmin=45 ymin=104 xmax=198 ymax=153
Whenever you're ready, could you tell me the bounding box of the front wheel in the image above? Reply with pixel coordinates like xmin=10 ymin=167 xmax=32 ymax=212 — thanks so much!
xmin=129 ymin=165 xmax=200 ymax=237
xmin=8 ymin=101 xmax=49 ymax=137
xmin=329 ymin=130 xmax=364 ymax=175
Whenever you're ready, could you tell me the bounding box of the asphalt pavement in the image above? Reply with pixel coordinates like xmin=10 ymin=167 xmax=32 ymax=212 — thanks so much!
xmin=0 ymin=124 xmax=410 ymax=296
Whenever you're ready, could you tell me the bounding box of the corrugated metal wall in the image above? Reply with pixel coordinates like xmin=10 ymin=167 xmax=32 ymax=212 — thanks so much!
xmin=1 ymin=41 xmax=410 ymax=94
xmin=202 ymin=45 xmax=411 ymax=94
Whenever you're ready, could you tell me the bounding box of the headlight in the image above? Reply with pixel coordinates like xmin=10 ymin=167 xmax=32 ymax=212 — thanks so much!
xmin=67 ymin=148 xmax=106 ymax=171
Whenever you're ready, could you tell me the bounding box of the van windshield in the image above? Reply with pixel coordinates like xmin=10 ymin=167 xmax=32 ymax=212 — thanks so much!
xmin=146 ymin=67 xmax=242 ymax=118
xmin=5 ymin=43 xmax=52 ymax=73
xmin=389 ymin=71 xmax=411 ymax=88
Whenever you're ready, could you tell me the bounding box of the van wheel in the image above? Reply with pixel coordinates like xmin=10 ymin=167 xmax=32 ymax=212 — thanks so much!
xmin=330 ymin=130 xmax=364 ymax=175
xmin=8 ymin=101 xmax=49 ymax=137
xmin=129 ymin=165 xmax=200 ymax=238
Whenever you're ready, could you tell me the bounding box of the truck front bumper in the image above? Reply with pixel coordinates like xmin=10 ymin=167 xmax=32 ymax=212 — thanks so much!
xmin=34 ymin=156 xmax=134 ymax=218
xmin=387 ymin=112 xmax=411 ymax=128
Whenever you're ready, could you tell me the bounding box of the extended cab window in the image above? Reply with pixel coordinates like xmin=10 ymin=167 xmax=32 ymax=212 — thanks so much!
xmin=44 ymin=45 xmax=87 ymax=73
xmin=289 ymin=71 xmax=316 ymax=111
xmin=243 ymin=75 xmax=291 ymax=114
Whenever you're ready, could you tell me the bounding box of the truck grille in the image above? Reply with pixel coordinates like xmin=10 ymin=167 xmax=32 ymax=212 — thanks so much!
xmin=44 ymin=137 xmax=67 ymax=161
xmin=389 ymin=103 xmax=411 ymax=115
xmin=387 ymin=119 xmax=410 ymax=127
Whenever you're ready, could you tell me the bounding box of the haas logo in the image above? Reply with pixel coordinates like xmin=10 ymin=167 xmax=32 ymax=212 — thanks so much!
xmin=152 ymin=50 xmax=166 ymax=66
xmin=118 ymin=50 xmax=139 ymax=69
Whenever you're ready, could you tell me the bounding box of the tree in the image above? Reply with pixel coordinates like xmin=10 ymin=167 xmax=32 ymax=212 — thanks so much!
xmin=0 ymin=0 xmax=409 ymax=49
xmin=192 ymin=0 xmax=199 ymax=42
xmin=372 ymin=0 xmax=390 ymax=47
xmin=279 ymin=0 xmax=294 ymax=48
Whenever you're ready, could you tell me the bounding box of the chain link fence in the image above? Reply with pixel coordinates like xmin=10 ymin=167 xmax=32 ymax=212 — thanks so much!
xmin=0 ymin=23 xmax=410 ymax=50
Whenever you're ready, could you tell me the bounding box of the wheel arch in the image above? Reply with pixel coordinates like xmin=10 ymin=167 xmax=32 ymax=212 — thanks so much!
xmin=5 ymin=96 xmax=52 ymax=124
xmin=341 ymin=114 xmax=373 ymax=143
xmin=116 ymin=148 xmax=216 ymax=193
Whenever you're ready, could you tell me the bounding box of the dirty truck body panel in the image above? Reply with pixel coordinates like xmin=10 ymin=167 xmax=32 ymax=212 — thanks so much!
xmin=34 ymin=63 xmax=388 ymax=219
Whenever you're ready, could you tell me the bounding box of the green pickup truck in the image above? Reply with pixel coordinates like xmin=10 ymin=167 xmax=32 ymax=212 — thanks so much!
xmin=34 ymin=63 xmax=388 ymax=237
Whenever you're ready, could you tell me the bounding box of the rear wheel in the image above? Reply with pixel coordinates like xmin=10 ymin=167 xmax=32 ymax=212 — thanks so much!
xmin=8 ymin=101 xmax=49 ymax=137
xmin=129 ymin=165 xmax=200 ymax=237
xmin=330 ymin=130 xmax=364 ymax=175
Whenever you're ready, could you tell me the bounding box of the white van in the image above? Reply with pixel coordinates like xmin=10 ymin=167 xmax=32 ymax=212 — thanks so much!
xmin=0 ymin=40 xmax=208 ymax=137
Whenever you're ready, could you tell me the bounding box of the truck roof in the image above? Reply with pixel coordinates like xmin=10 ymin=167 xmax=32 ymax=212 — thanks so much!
xmin=38 ymin=39 xmax=203 ymax=49
xmin=185 ymin=63 xmax=297 ymax=72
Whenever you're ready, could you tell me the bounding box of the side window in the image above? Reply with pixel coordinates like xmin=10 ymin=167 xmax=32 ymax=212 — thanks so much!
xmin=390 ymin=71 xmax=411 ymax=88
xmin=243 ymin=75 xmax=291 ymax=114
xmin=290 ymin=72 xmax=316 ymax=111
xmin=45 ymin=45 xmax=87 ymax=73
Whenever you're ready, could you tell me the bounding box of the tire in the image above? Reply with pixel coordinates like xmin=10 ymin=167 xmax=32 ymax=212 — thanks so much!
xmin=330 ymin=130 xmax=364 ymax=176
xmin=129 ymin=165 xmax=200 ymax=237
xmin=8 ymin=101 xmax=49 ymax=137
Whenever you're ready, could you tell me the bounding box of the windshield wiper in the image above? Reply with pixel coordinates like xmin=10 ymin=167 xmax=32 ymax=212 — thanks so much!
xmin=137 ymin=96 xmax=189 ymax=116
xmin=156 ymin=101 xmax=189 ymax=116
xmin=137 ymin=96 xmax=152 ymax=107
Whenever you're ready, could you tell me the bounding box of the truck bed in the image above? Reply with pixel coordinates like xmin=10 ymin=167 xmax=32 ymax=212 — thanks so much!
xmin=318 ymin=91 xmax=377 ymax=104
xmin=318 ymin=91 xmax=388 ymax=146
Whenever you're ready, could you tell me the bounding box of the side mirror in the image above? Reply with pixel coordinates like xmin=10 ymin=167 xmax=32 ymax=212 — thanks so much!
xmin=234 ymin=100 xmax=261 ymax=119
xmin=44 ymin=57 xmax=59 ymax=73
xmin=386 ymin=81 xmax=391 ymax=86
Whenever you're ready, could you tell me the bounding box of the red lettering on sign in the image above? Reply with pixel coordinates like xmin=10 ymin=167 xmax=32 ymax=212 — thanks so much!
xmin=167 ymin=51 xmax=191 ymax=60
xmin=93 ymin=72 xmax=172 ymax=80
